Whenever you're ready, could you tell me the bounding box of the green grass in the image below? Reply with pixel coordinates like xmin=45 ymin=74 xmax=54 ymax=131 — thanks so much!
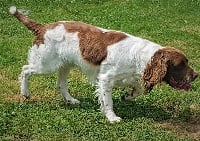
xmin=0 ymin=0 xmax=200 ymax=140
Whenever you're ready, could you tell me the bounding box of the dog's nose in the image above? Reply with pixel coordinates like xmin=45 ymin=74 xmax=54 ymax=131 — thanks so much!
xmin=193 ymin=71 xmax=198 ymax=80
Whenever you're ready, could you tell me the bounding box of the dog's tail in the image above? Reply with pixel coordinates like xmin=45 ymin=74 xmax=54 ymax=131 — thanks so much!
xmin=9 ymin=6 xmax=44 ymax=35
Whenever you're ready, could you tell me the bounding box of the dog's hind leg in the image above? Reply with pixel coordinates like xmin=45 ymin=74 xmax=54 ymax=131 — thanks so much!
xmin=19 ymin=62 xmax=60 ymax=99
xmin=19 ymin=64 xmax=42 ymax=99
xmin=57 ymin=66 xmax=80 ymax=104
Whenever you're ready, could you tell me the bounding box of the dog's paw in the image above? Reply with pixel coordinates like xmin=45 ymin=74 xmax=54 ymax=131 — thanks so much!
xmin=121 ymin=93 xmax=134 ymax=100
xmin=105 ymin=110 xmax=122 ymax=123
xmin=71 ymin=99 xmax=80 ymax=104
xmin=121 ymin=90 xmax=141 ymax=101
xmin=22 ymin=90 xmax=30 ymax=99
xmin=66 ymin=98 xmax=80 ymax=104
xmin=23 ymin=95 xmax=30 ymax=100
xmin=109 ymin=116 xmax=122 ymax=123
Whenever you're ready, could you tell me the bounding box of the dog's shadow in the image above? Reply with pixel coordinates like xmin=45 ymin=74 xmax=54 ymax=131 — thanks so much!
xmin=61 ymin=97 xmax=171 ymax=122
xmin=113 ymin=99 xmax=171 ymax=121
xmin=60 ymin=97 xmax=200 ymax=137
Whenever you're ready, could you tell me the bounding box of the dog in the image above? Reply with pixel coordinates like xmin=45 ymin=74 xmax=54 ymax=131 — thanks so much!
xmin=9 ymin=6 xmax=198 ymax=123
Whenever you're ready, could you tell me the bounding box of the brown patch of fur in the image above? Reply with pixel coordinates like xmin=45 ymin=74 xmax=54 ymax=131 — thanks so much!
xmin=13 ymin=9 xmax=127 ymax=60
xmin=33 ymin=27 xmax=46 ymax=46
xmin=33 ymin=28 xmax=46 ymax=46
xmin=63 ymin=21 xmax=127 ymax=65
xmin=142 ymin=47 xmax=187 ymax=92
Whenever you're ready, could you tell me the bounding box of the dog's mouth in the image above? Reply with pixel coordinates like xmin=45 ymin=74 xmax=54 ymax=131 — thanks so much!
xmin=168 ymin=77 xmax=191 ymax=91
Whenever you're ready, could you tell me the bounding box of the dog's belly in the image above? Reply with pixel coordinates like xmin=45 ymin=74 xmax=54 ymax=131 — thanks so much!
xmin=81 ymin=65 xmax=141 ymax=87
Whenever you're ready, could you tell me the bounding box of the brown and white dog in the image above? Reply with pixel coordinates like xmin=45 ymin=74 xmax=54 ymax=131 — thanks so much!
xmin=9 ymin=6 xmax=198 ymax=123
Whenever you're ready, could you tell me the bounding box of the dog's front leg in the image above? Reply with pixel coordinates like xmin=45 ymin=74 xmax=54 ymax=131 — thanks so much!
xmin=97 ymin=77 xmax=121 ymax=123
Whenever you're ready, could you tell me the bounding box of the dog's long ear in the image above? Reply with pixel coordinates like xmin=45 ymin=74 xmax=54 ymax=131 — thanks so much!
xmin=142 ymin=49 xmax=170 ymax=92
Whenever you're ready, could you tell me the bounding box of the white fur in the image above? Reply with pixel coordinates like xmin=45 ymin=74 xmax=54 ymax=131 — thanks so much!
xmin=20 ymin=23 xmax=163 ymax=123
xmin=9 ymin=6 xmax=17 ymax=14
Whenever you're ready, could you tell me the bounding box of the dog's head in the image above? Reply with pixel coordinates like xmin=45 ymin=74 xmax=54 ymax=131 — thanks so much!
xmin=142 ymin=47 xmax=198 ymax=92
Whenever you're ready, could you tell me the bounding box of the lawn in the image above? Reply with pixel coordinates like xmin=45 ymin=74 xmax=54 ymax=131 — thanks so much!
xmin=0 ymin=0 xmax=200 ymax=140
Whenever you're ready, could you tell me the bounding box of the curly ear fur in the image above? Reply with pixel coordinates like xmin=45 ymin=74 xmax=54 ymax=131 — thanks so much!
xmin=142 ymin=47 xmax=182 ymax=92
